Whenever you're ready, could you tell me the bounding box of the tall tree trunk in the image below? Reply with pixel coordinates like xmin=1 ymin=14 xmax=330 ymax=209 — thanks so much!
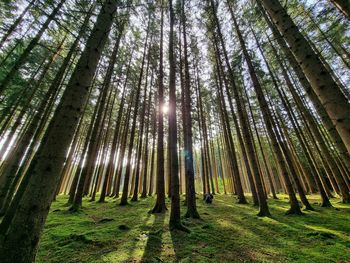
xmin=257 ymin=0 xmax=350 ymax=156
xmin=148 ymin=110 xmax=157 ymax=196
xmin=0 ymin=0 xmax=67 ymax=95
xmin=180 ymin=0 xmax=200 ymax=219
xmin=234 ymin=6 xmax=302 ymax=215
xmin=0 ymin=1 xmax=118 ymax=262
xmin=0 ymin=0 xmax=37 ymax=49
xmin=120 ymin=15 xmax=150 ymax=206
xmin=168 ymin=0 xmax=186 ymax=231
xmin=329 ymin=0 xmax=350 ymax=20
xmin=152 ymin=0 xmax=167 ymax=213
xmin=258 ymin=4 xmax=350 ymax=174
xmin=141 ymin=72 xmax=154 ymax=198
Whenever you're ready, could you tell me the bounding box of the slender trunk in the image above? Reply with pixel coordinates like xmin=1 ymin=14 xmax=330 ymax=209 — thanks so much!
xmin=0 ymin=0 xmax=67 ymax=95
xmin=141 ymin=75 xmax=154 ymax=198
xmin=152 ymin=0 xmax=167 ymax=213
xmin=168 ymin=0 xmax=186 ymax=231
xmin=120 ymin=17 xmax=150 ymax=206
xmin=0 ymin=0 xmax=37 ymax=49
xmin=329 ymin=0 xmax=350 ymax=20
xmin=258 ymin=0 xmax=350 ymax=156
xmin=148 ymin=111 xmax=157 ymax=196
xmin=235 ymin=7 xmax=302 ymax=215
xmin=0 ymin=2 xmax=118 ymax=261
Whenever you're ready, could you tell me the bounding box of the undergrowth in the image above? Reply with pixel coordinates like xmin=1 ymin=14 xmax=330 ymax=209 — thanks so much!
xmin=36 ymin=194 xmax=350 ymax=262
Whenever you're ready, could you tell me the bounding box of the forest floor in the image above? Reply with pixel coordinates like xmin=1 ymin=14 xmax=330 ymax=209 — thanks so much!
xmin=36 ymin=194 xmax=350 ymax=263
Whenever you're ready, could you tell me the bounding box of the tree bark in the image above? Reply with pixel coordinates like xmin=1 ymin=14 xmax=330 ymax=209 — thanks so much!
xmin=234 ymin=6 xmax=302 ymax=214
xmin=329 ymin=0 xmax=350 ymax=20
xmin=0 ymin=0 xmax=37 ymax=49
xmin=259 ymin=4 xmax=350 ymax=174
xmin=0 ymin=1 xmax=118 ymax=261
xmin=168 ymin=0 xmax=186 ymax=231
xmin=0 ymin=0 xmax=67 ymax=95
xmin=120 ymin=17 xmax=150 ymax=206
xmin=257 ymin=0 xmax=350 ymax=156
xmin=152 ymin=0 xmax=167 ymax=213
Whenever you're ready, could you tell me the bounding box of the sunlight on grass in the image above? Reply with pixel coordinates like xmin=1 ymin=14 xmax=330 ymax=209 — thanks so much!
xmin=36 ymin=194 xmax=350 ymax=263
xmin=305 ymin=224 xmax=350 ymax=241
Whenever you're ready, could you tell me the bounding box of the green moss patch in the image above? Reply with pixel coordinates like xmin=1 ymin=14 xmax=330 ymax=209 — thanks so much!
xmin=36 ymin=194 xmax=350 ymax=262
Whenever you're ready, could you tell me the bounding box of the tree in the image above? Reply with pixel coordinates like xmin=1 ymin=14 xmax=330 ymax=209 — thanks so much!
xmin=179 ymin=0 xmax=200 ymax=219
xmin=257 ymin=0 xmax=350 ymax=160
xmin=329 ymin=0 xmax=350 ymax=20
xmin=152 ymin=0 xmax=167 ymax=213
xmin=233 ymin=1 xmax=303 ymax=214
xmin=0 ymin=0 xmax=66 ymax=95
xmin=168 ymin=0 xmax=185 ymax=231
xmin=0 ymin=1 xmax=120 ymax=261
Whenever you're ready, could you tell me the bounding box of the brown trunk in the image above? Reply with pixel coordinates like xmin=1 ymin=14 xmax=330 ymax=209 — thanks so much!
xmin=0 ymin=1 xmax=118 ymax=261
xmin=258 ymin=0 xmax=350 ymax=159
xmin=329 ymin=0 xmax=350 ymax=20
xmin=152 ymin=0 xmax=167 ymax=213
xmin=0 ymin=0 xmax=67 ymax=95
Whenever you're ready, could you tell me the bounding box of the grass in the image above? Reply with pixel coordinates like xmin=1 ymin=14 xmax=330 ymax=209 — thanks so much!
xmin=36 ymin=194 xmax=350 ymax=263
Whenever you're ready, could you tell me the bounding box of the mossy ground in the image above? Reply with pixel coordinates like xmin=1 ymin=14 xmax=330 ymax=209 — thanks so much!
xmin=37 ymin=194 xmax=350 ymax=263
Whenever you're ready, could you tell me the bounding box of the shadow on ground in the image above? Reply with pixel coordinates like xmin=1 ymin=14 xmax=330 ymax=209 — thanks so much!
xmin=36 ymin=194 xmax=350 ymax=263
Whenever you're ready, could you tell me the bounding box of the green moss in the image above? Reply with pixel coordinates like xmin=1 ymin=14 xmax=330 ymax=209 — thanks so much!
xmin=36 ymin=194 xmax=350 ymax=263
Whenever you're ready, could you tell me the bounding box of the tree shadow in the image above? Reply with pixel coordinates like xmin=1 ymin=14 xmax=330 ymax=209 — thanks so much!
xmin=168 ymin=213 xmax=260 ymax=262
xmin=170 ymin=226 xmax=189 ymax=262
xmin=140 ymin=213 xmax=166 ymax=263
xmin=125 ymin=212 xmax=152 ymax=261
xmin=211 ymin=196 xmax=350 ymax=261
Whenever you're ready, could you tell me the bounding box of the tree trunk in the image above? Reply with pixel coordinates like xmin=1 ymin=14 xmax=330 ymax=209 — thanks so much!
xmin=0 ymin=0 xmax=37 ymax=49
xmin=168 ymin=0 xmax=187 ymax=231
xmin=152 ymin=0 xmax=167 ymax=213
xmin=120 ymin=17 xmax=150 ymax=206
xmin=141 ymin=73 xmax=154 ymax=198
xmin=0 ymin=1 xmax=118 ymax=261
xmin=0 ymin=0 xmax=66 ymax=95
xmin=329 ymin=0 xmax=350 ymax=20
xmin=257 ymin=0 xmax=350 ymax=156
xmin=148 ymin=110 xmax=157 ymax=196
xmin=235 ymin=6 xmax=302 ymax=215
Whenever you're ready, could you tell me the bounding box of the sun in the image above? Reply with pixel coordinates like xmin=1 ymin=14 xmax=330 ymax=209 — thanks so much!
xmin=162 ymin=104 xmax=169 ymax=114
